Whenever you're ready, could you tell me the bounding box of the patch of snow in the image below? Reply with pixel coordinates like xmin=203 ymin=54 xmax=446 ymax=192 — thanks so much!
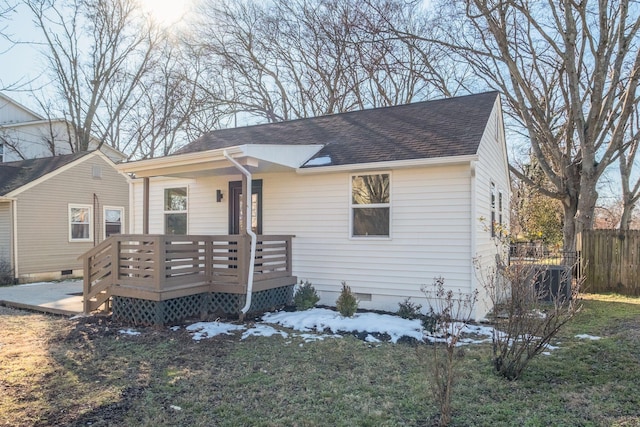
xmin=575 ymin=334 xmax=601 ymax=340
xmin=241 ymin=325 xmax=288 ymax=340
xmin=170 ymin=326 xmax=180 ymax=331
xmin=262 ymin=308 xmax=424 ymax=343
xmin=181 ymin=308 xmax=496 ymax=345
xmin=365 ymin=334 xmax=381 ymax=343
xmin=186 ymin=321 xmax=245 ymax=341
xmin=169 ymin=405 xmax=182 ymax=411
xmin=305 ymin=156 xmax=332 ymax=166
xmin=118 ymin=328 xmax=141 ymax=336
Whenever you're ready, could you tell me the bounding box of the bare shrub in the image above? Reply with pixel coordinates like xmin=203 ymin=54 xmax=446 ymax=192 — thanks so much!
xmin=421 ymin=277 xmax=477 ymax=427
xmin=479 ymin=239 xmax=583 ymax=381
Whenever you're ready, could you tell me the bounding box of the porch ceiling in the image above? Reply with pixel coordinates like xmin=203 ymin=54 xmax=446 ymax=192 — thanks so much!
xmin=117 ymin=144 xmax=323 ymax=178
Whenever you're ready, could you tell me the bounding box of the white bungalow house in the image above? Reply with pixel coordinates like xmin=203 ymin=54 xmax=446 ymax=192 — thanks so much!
xmin=82 ymin=91 xmax=509 ymax=324
xmin=0 ymin=92 xmax=124 ymax=163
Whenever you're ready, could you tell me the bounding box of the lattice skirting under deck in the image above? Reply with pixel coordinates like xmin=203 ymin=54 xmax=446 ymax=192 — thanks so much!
xmin=112 ymin=285 xmax=294 ymax=326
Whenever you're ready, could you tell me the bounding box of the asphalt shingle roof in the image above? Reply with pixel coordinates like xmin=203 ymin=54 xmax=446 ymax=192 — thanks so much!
xmin=0 ymin=152 xmax=90 ymax=196
xmin=176 ymin=91 xmax=499 ymax=168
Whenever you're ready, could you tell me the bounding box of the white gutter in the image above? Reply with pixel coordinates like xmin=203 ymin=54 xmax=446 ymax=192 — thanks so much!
xmin=295 ymin=154 xmax=479 ymax=174
xmin=223 ymin=149 xmax=257 ymax=317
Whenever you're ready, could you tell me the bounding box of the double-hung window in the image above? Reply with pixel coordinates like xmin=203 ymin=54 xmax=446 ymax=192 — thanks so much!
xmin=104 ymin=207 xmax=124 ymax=237
xmin=351 ymin=173 xmax=390 ymax=237
xmin=69 ymin=204 xmax=92 ymax=242
xmin=164 ymin=187 xmax=187 ymax=235
xmin=490 ymin=182 xmax=497 ymax=237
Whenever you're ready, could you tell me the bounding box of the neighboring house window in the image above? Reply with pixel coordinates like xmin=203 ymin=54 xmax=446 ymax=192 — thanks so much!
xmin=490 ymin=182 xmax=496 ymax=237
xmin=351 ymin=173 xmax=390 ymax=237
xmin=69 ymin=204 xmax=93 ymax=242
xmin=165 ymin=187 xmax=187 ymax=234
xmin=498 ymin=191 xmax=504 ymax=229
xmin=104 ymin=207 xmax=124 ymax=237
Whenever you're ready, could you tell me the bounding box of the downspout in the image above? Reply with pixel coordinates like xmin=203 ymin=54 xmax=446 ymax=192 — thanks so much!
xmin=223 ymin=150 xmax=257 ymax=318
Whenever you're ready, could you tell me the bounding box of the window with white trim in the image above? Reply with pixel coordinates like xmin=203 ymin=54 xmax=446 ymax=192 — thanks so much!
xmin=164 ymin=187 xmax=187 ymax=235
xmin=104 ymin=207 xmax=124 ymax=237
xmin=498 ymin=191 xmax=504 ymax=229
xmin=490 ymin=182 xmax=497 ymax=237
xmin=351 ymin=173 xmax=390 ymax=237
xmin=69 ymin=204 xmax=93 ymax=242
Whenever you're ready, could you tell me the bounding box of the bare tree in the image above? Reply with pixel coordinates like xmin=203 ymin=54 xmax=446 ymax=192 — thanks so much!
xmin=617 ymin=108 xmax=640 ymax=230
xmin=114 ymin=38 xmax=216 ymax=159
xmin=189 ymin=0 xmax=457 ymax=127
xmin=401 ymin=0 xmax=640 ymax=252
xmin=24 ymin=0 xmax=159 ymax=154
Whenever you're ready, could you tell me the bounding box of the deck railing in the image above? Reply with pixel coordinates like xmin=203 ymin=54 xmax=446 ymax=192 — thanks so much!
xmin=80 ymin=234 xmax=294 ymax=313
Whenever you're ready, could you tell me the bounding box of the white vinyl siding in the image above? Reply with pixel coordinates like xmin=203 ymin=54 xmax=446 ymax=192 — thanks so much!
xmin=131 ymin=176 xmax=234 ymax=235
xmin=472 ymin=97 xmax=511 ymax=318
xmin=265 ymin=166 xmax=472 ymax=313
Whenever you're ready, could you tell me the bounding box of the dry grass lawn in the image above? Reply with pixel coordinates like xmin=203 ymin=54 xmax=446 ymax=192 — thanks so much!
xmin=0 ymin=294 xmax=639 ymax=426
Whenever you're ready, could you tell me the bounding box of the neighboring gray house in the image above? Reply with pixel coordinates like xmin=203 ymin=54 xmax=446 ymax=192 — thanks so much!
xmin=0 ymin=92 xmax=124 ymax=163
xmin=0 ymin=151 xmax=129 ymax=283
xmin=107 ymin=91 xmax=510 ymax=320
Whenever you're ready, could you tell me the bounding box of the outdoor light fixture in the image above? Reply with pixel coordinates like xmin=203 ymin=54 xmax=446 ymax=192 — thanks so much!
xmin=216 ymin=189 xmax=223 ymax=202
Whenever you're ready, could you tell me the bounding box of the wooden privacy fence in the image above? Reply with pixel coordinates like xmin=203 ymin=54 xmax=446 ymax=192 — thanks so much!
xmin=581 ymin=230 xmax=640 ymax=295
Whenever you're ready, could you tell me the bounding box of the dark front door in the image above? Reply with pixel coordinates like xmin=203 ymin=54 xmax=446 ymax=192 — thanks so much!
xmin=229 ymin=179 xmax=263 ymax=235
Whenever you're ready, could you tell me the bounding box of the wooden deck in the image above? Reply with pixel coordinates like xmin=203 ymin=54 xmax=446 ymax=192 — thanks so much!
xmin=80 ymin=234 xmax=296 ymax=313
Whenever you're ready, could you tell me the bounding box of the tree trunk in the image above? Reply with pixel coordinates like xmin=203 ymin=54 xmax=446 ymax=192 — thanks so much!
xmin=619 ymin=201 xmax=635 ymax=231
xmin=562 ymin=196 xmax=579 ymax=254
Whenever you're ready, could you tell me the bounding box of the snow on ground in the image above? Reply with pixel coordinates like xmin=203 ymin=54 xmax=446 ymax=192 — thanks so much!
xmin=179 ymin=308 xmax=495 ymax=345
xmin=575 ymin=334 xmax=601 ymax=340
xmin=112 ymin=307 xmax=596 ymax=351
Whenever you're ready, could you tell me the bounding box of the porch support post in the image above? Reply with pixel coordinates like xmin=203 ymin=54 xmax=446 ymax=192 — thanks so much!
xmin=143 ymin=177 xmax=150 ymax=234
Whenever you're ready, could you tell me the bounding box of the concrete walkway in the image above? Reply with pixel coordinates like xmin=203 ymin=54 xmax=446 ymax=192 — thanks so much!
xmin=0 ymin=280 xmax=84 ymax=316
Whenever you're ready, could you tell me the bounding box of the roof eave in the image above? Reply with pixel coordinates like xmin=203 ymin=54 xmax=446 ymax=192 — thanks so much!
xmin=296 ymin=154 xmax=479 ymax=174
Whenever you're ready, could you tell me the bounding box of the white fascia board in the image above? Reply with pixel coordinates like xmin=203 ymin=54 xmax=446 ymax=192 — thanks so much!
xmin=295 ymin=154 xmax=479 ymax=174
xmin=117 ymin=147 xmax=245 ymax=175
xmin=0 ymin=118 xmax=66 ymax=129
xmin=243 ymin=144 xmax=324 ymax=168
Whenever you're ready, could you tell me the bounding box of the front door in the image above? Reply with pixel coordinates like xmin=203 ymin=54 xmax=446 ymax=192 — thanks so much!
xmin=229 ymin=179 xmax=263 ymax=235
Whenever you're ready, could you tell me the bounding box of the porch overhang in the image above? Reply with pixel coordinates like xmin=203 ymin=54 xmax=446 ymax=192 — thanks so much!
xmin=117 ymin=144 xmax=324 ymax=178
